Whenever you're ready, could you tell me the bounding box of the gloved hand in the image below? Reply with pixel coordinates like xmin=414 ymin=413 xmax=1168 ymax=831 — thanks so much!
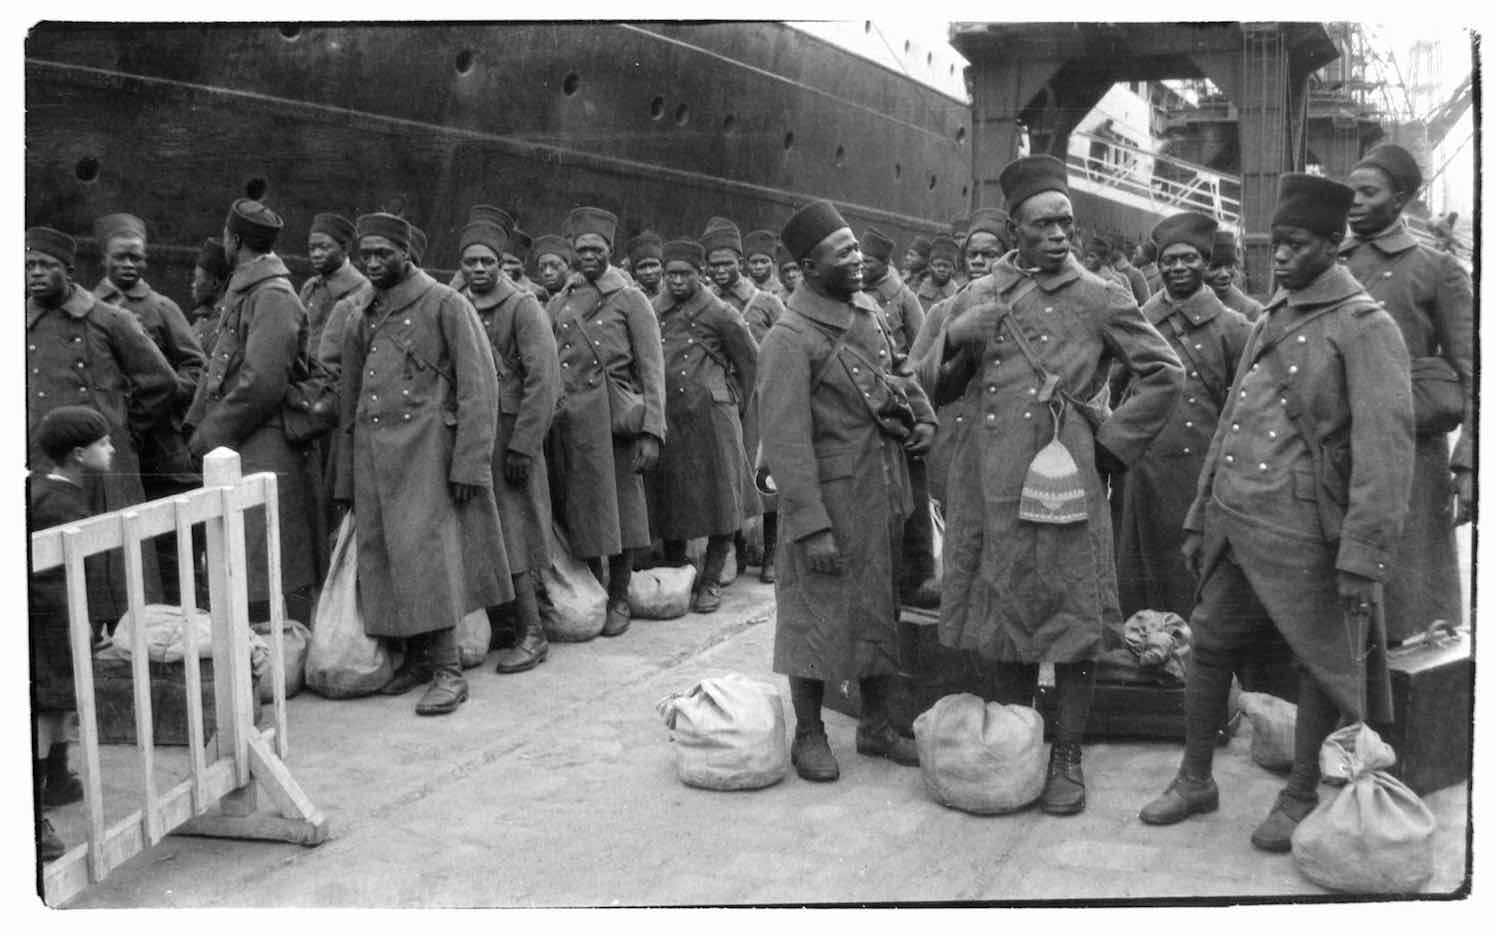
xmin=1181 ymin=531 xmax=1205 ymax=580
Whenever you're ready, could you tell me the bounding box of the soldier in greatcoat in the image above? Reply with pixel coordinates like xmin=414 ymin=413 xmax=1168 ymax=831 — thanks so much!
xmin=532 ymin=235 xmax=574 ymax=301
xmin=932 ymin=156 xmax=1183 ymax=815
xmin=546 ymin=206 xmax=667 ymax=637
xmin=188 ymin=238 xmax=230 ymax=356
xmin=900 ymin=235 xmax=931 ymax=287
xmin=914 ymin=235 xmax=959 ymax=312
xmin=775 ymin=243 xmax=802 ymax=299
xmin=743 ymin=230 xmax=782 ymax=298
xmin=1133 ymin=240 xmax=1163 ymax=298
xmin=185 ymin=199 xmax=321 ymax=622
xmin=458 ymin=218 xmax=560 ymax=674
xmin=1139 ymin=174 xmax=1414 ymax=853
xmin=26 ymin=226 xmax=177 ymax=622
xmin=625 ymin=232 xmax=664 ymax=301
xmin=506 ymin=230 xmax=552 ymax=304
xmin=759 ymin=200 xmax=937 ymax=783
xmin=335 ymin=212 xmax=512 ymax=715
xmin=1339 ymin=143 xmax=1474 ymax=642
xmin=1206 ymin=231 xmax=1265 ymax=322
xmin=299 ymin=212 xmax=369 ymax=362
xmin=1110 ymin=237 xmax=1153 ymax=306
xmin=646 ymin=239 xmax=758 ymax=612
xmin=1114 ymin=212 xmax=1253 ymax=623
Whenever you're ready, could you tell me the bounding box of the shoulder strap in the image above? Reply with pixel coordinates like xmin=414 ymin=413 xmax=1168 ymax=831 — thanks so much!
xmin=368 ymin=282 xmax=454 ymax=386
xmin=1160 ymin=310 xmax=1223 ymax=409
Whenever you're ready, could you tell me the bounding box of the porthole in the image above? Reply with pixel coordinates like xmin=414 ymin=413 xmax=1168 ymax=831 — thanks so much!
xmin=455 ymin=50 xmax=474 ymax=74
xmin=835 ymin=145 xmax=846 ymax=166
xmin=75 ymin=156 xmax=100 ymax=182
xmin=784 ymin=131 xmax=795 ymax=151
xmin=562 ymin=72 xmax=580 ymax=96
xmin=722 ymin=113 xmax=736 ymax=132
xmin=674 ymin=103 xmax=690 ymax=126
xmin=650 ymin=96 xmax=665 ymax=119
xmin=278 ymin=24 xmax=301 ymax=40
xmin=956 ymin=126 xmax=967 ymax=144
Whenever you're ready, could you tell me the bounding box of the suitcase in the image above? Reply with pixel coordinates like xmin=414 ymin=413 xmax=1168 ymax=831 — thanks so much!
xmin=1037 ymin=678 xmax=1187 ymax=742
xmin=93 ymin=655 xmax=262 ymax=747
xmin=1376 ymin=620 xmax=1473 ymax=796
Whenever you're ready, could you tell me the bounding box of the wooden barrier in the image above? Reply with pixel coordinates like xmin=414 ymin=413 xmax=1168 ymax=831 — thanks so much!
xmin=31 ymin=448 xmax=328 ymax=906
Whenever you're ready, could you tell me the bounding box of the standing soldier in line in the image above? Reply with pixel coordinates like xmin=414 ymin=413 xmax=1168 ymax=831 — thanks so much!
xmin=900 ymin=234 xmax=932 ymax=287
xmin=1339 ymin=142 xmax=1474 ymax=642
xmin=646 ymin=239 xmax=759 ymax=612
xmin=506 ymin=229 xmax=552 ymax=304
xmin=27 ymin=226 xmax=177 ymax=621
xmin=299 ymin=212 xmax=368 ymax=362
xmin=188 ymin=237 xmax=230 ymax=356
xmin=860 ymin=227 xmax=924 ymax=357
xmin=1111 ymin=237 xmax=1153 ymax=306
xmin=775 ymin=242 xmax=802 ymax=298
xmin=1133 ymin=240 xmax=1164 ymax=298
xmin=532 ymin=235 xmax=573 ymax=301
xmin=759 ymin=200 xmax=937 ymax=782
xmin=625 ymin=232 xmax=665 ymax=300
xmin=457 ymin=217 xmax=560 ymax=674
xmin=703 ymin=218 xmax=786 ymax=582
xmin=1114 ymin=212 xmax=1253 ymax=622
xmin=915 ymin=235 xmax=960 ymax=312
xmin=931 ymin=156 xmax=1183 ymax=815
xmin=92 ymin=212 xmax=207 ymax=602
xmin=335 ymin=212 xmax=511 ymax=714
xmin=186 ymin=198 xmax=321 ymax=623
xmin=1084 ymin=235 xmax=1129 ymax=291
xmin=743 ymin=230 xmax=783 ymax=299
xmin=1139 ymin=174 xmax=1413 ymax=852
xmin=1205 ymin=231 xmax=1265 ymax=322
xmin=546 ymin=206 xmax=666 ymax=637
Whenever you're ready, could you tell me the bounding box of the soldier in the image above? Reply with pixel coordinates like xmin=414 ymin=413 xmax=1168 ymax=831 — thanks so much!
xmin=915 ymin=234 xmax=960 ymax=312
xmin=1083 ymin=235 xmax=1128 ymax=291
xmin=506 ymin=229 xmax=552 ymax=304
xmin=900 ymin=234 xmax=932 ymax=287
xmin=625 ymin=231 xmax=665 ymax=300
xmin=189 ymin=237 xmax=230 ymax=357
xmin=647 ymin=239 xmax=759 ymax=611
xmin=26 ymin=226 xmax=176 ymax=621
xmin=532 ymin=235 xmax=573 ymax=300
xmin=859 ymin=227 xmax=924 ymax=357
xmin=759 ymin=200 xmax=937 ymax=782
xmin=185 ymin=198 xmax=321 ymax=623
xmin=775 ymin=242 xmax=802 ymax=298
xmin=1114 ymin=212 xmax=1253 ymax=622
xmin=1110 ymin=237 xmax=1152 ymax=305
xmin=1340 ymin=143 xmax=1474 ymax=641
xmin=409 ymin=224 xmax=429 ymax=269
xmin=1133 ymin=240 xmax=1163 ymax=298
xmin=1205 ymin=231 xmax=1265 ymax=321
xmin=546 ymin=206 xmax=666 ymax=637
xmin=743 ymin=230 xmax=782 ymax=298
xmin=458 ymin=218 xmax=561 ymax=673
xmin=932 ymin=155 xmax=1183 ymax=815
xmin=1139 ymin=173 xmax=1414 ymax=852
xmin=335 ymin=212 xmax=511 ymax=714
xmin=299 ymin=213 xmax=368 ymax=360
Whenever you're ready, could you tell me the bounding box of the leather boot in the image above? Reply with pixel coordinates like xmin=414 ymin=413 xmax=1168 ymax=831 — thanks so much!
xmin=791 ymin=728 xmax=840 ymax=782
xmin=1140 ymin=773 xmax=1220 ymax=825
xmin=495 ymin=572 xmax=548 ymax=673
xmin=759 ymin=513 xmax=778 ymax=584
xmin=416 ymin=629 xmax=469 ymax=716
xmin=1250 ymin=788 xmax=1319 ymax=853
xmin=855 ymin=676 xmax=919 ymax=766
xmin=42 ymin=743 xmax=83 ymax=807
xmin=692 ymin=536 xmax=731 ymax=613
xmin=381 ymin=635 xmax=432 ymax=696
xmin=38 ymin=817 xmax=66 ymax=863
xmin=602 ymin=553 xmax=632 ymax=637
xmin=1041 ymin=742 xmax=1087 ymax=815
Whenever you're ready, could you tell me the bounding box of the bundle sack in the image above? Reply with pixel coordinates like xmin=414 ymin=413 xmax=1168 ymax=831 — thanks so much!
xmin=1121 ymin=609 xmax=1192 ymax=681
xmin=1291 ymin=723 xmax=1437 ymax=894
xmin=686 ymin=537 xmax=738 ymax=586
xmin=305 ymin=514 xmax=397 ymax=698
xmin=252 ymin=618 xmax=311 ymax=701
xmin=539 ymin=521 xmax=607 ymax=642
xmin=627 ymin=566 xmax=698 ymax=620
xmin=657 ymin=674 xmax=788 ymax=791
xmin=914 ymin=693 xmax=1046 ymax=814
xmin=1238 ymin=691 xmax=1297 ymax=773
xmin=111 ymin=604 xmax=269 ymax=676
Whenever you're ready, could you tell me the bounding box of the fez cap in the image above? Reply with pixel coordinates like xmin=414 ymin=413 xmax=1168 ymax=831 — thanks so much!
xmin=1138 ymin=240 xmax=1158 ymax=262
xmin=700 ymin=219 xmax=743 ymax=256
xmin=356 ymin=212 xmax=412 ymax=249
xmin=38 ymin=405 xmax=110 ymax=462
xmin=999 ymin=154 xmax=1070 ymax=216
xmin=26 ymin=227 xmax=77 ymax=266
xmin=705 ymin=216 xmax=737 ymax=232
xmin=626 ymin=231 xmax=664 ymax=264
xmin=532 ymin=234 xmax=573 ymax=264
xmin=775 ymin=242 xmax=795 ymax=268
xmin=1272 ymin=173 xmax=1354 ymax=238
xmin=743 ymin=230 xmax=778 ymax=260
xmin=1353 ymin=143 xmax=1422 ymax=196
xmin=950 ymin=214 xmax=971 ymax=237
xmin=1151 ymin=212 xmax=1218 ymax=259
xmin=966 ymin=208 xmax=1009 ymax=243
xmin=509 ymin=228 xmax=533 ymax=261
xmin=859 ymin=227 xmax=896 ymax=262
xmin=781 ymin=200 xmax=849 ymax=262
xmin=94 ymin=212 xmax=146 ymax=246
xmin=929 ymin=235 xmax=960 ymax=264
xmin=662 ymin=239 xmax=706 ymax=267
xmin=310 ymin=212 xmax=356 ymax=247
xmin=196 ymin=237 xmax=230 ymax=279
xmin=469 ymin=205 xmax=517 ymax=235
xmin=1209 ymin=230 xmax=1238 ymax=267
xmin=459 ymin=220 xmax=508 ymax=259
xmin=226 ymin=199 xmax=284 ymax=250
xmin=408 ymin=225 xmax=428 ymax=265
xmin=908 ymin=235 xmax=933 ymax=259
xmin=1087 ymin=235 xmax=1114 ymax=255
xmin=566 ymin=206 xmax=618 ymax=245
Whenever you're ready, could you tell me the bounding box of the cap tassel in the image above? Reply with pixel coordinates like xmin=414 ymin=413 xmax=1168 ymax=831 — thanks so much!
xmin=1019 ymin=403 xmax=1089 ymax=525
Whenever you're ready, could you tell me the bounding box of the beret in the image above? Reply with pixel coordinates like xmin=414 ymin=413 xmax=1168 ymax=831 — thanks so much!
xmin=38 ymin=405 xmax=110 ymax=461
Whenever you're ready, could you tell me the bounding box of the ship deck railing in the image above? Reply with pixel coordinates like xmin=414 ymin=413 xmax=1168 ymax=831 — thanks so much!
xmin=1068 ymin=129 xmax=1243 ymax=227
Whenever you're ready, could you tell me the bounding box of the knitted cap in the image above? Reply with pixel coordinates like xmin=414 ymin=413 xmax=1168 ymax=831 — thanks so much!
xmin=1272 ymin=173 xmax=1355 ymax=238
xmin=859 ymin=227 xmax=895 ymax=262
xmin=310 ymin=212 xmax=356 ymax=247
xmin=195 ymin=237 xmax=230 ymax=278
xmin=781 ymin=200 xmax=849 ymax=261
xmin=566 ymin=206 xmax=618 ymax=245
xmin=743 ymin=229 xmax=778 ymax=260
xmin=38 ymin=405 xmax=110 ymax=461
xmin=999 ymin=154 xmax=1070 ymax=216
xmin=25 ymin=227 xmax=77 ymax=266
xmin=1353 ymin=143 xmax=1422 ymax=195
xmin=1019 ymin=435 xmax=1088 ymax=525
xmin=355 ymin=212 xmax=411 ymax=249
xmin=662 ymin=239 xmax=706 ymax=267
xmin=94 ymin=212 xmax=146 ymax=245
xmin=1151 ymin=212 xmax=1218 ymax=259
xmin=459 ymin=220 xmax=508 ymax=259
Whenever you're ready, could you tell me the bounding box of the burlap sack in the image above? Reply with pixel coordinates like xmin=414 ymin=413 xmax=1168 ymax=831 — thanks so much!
xmin=914 ymin=693 xmax=1046 ymax=814
xmin=658 ymin=674 xmax=788 ymax=791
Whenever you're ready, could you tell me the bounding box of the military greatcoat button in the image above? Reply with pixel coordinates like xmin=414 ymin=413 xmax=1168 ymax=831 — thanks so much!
xmin=986 ymin=413 xmax=996 ymax=422
xmin=1225 ymin=454 xmax=1234 ymax=463
xmin=75 ymin=359 xmax=85 ymax=368
xmin=37 ymin=391 xmax=45 ymax=398
xmin=1185 ymin=421 xmax=1193 ymax=428
xmin=989 ymin=385 xmax=999 ymax=394
xmin=1298 ymin=335 xmax=1307 ymax=343
xmin=404 ymin=319 xmax=411 ymax=325
xmin=1183 ymin=448 xmax=1191 ymax=454
xmin=1269 ymin=430 xmax=1277 ymax=439
xmin=1288 ymin=366 xmax=1298 ymax=375
xmin=372 ymin=416 xmax=380 ymax=424
xmin=1382 ymin=271 xmax=1393 ymax=278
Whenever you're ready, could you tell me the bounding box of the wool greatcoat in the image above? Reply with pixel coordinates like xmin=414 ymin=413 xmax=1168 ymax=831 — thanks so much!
xmin=466 ymin=274 xmax=560 ymax=575
xmin=1184 ymin=263 xmax=1413 ymax=721
xmin=915 ymin=275 xmax=958 ymax=313
xmin=931 ymin=252 xmax=1183 ymax=663
xmin=864 ymin=267 xmax=925 ymax=357
xmin=545 ymin=266 xmax=666 ymax=559
xmin=27 ymin=285 xmax=176 ymax=620
xmin=1114 ymin=285 xmax=1252 ymax=622
xmin=335 ymin=268 xmax=512 ymax=637
xmin=1339 ymin=221 xmax=1474 ymax=641
xmin=1215 ymin=283 xmax=1265 ymax=322
xmin=908 ymin=283 xmax=974 ymax=508
xmin=299 ymin=259 xmax=370 ymax=364
xmin=186 ymin=254 xmax=320 ymax=601
xmin=716 ymin=276 xmax=782 ymax=515
xmin=646 ymin=284 xmax=758 ymax=540
xmin=759 ymin=287 xmax=936 ymax=686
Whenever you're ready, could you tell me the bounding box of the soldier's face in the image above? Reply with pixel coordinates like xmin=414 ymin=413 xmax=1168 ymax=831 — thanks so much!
xmin=462 ymin=244 xmax=501 ymax=293
xmin=191 ymin=265 xmax=223 ymax=306
xmin=501 ymin=255 xmax=525 ymax=282
xmin=1205 ymin=263 xmax=1234 ymax=293
xmin=359 ymin=235 xmax=411 ymax=289
xmin=634 ymin=258 xmax=663 ymax=290
xmin=860 ymin=253 xmax=889 ymax=285
xmin=778 ymin=262 xmax=802 ymax=291
xmin=574 ymin=234 xmax=610 ymax=281
xmin=903 ymin=248 xmax=925 ymax=272
xmin=105 ymin=235 xmax=146 ymax=289
xmin=26 ymin=251 xmax=69 ymax=303
xmin=1271 ymin=225 xmax=1340 ymax=291
xmin=1012 ymin=192 xmax=1075 ymax=274
xmin=706 ymin=249 xmax=740 ymax=289
xmin=307 ymin=232 xmax=345 ymax=276
xmin=803 ymin=227 xmax=862 ymax=299
xmin=664 ymin=260 xmax=700 ymax=301
xmin=746 ymin=254 xmax=774 ymax=282
xmin=537 ymin=254 xmax=570 ymax=289
xmin=76 ymin=435 xmax=116 ymax=472
xmin=928 ymin=258 xmax=955 ymax=286
xmin=1346 ymin=167 xmax=1406 ymax=238
xmin=964 ymin=232 xmax=1003 ymax=278
xmin=1159 ymin=243 xmax=1206 ymax=300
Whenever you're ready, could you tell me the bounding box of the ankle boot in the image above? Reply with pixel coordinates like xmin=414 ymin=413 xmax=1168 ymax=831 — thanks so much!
xmin=42 ymin=744 xmax=83 ymax=807
xmin=759 ymin=514 xmax=778 ymax=584
xmin=416 ymin=628 xmax=469 ymax=716
xmin=496 ymin=573 xmax=549 ymax=673
xmin=791 ymin=727 xmax=840 ymax=782
xmin=1042 ymin=742 xmax=1086 ymax=815
xmin=381 ymin=636 xmax=432 ymax=695
xmin=602 ymin=553 xmax=633 ymax=637
xmin=693 ymin=537 xmax=731 ymax=613
xmin=855 ymin=676 xmax=919 ymax=766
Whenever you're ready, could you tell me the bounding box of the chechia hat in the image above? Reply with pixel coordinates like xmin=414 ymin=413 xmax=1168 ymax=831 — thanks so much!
xmin=999 ymin=154 xmax=1070 ymax=216
xmin=567 ymin=206 xmax=619 ymax=245
xmin=781 ymin=200 xmax=849 ymax=262
xmin=195 ymin=237 xmax=230 ymax=279
xmin=355 ymin=212 xmax=412 ymax=249
xmin=94 ymin=212 xmax=146 ymax=245
xmin=626 ymin=231 xmax=664 ymax=265
xmin=310 ymin=212 xmax=356 ymax=247
xmin=966 ymin=207 xmax=1009 ymax=243
xmin=743 ymin=230 xmax=778 ymax=260
xmin=1272 ymin=173 xmax=1355 ymax=238
xmin=1352 ymin=143 xmax=1423 ymax=196
xmin=459 ymin=220 xmax=508 ymax=259
xmin=859 ymin=227 xmax=896 ymax=262
xmin=1209 ymin=230 xmax=1239 ymax=268
xmin=532 ymin=234 xmax=573 ymax=264
xmin=469 ymin=205 xmax=517 ymax=235
xmin=1150 ymin=212 xmax=1219 ymax=259
xmin=662 ymin=239 xmax=706 ymax=267
xmin=26 ymin=227 xmax=77 ymax=266
xmin=700 ymin=219 xmax=743 ymax=256
xmin=928 ymin=235 xmax=960 ymax=265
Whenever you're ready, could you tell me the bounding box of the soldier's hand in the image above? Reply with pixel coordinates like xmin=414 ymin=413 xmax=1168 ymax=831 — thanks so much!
xmin=449 ymin=481 xmax=484 ymax=504
xmin=1452 ymin=469 xmax=1475 ymax=527
xmin=333 ymin=499 xmax=353 ymax=518
xmin=945 ymin=300 xmax=1008 ymax=348
xmin=1181 ymin=532 xmax=1205 ymax=580
xmin=504 ymin=450 xmax=532 ymax=486
xmin=632 ymin=434 xmax=661 ymax=473
xmin=904 ymin=421 xmax=936 ymax=456
xmin=1337 ymin=570 xmax=1379 ymax=618
xmin=801 ymin=529 xmax=843 ymax=576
